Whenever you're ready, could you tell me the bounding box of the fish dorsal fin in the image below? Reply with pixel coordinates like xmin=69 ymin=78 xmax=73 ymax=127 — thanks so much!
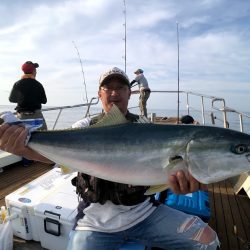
xmin=91 ymin=104 xmax=129 ymax=128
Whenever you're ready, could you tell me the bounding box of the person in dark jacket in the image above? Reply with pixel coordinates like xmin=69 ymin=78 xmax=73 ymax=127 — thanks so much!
xmin=9 ymin=61 xmax=47 ymax=130
xmin=9 ymin=61 xmax=47 ymax=166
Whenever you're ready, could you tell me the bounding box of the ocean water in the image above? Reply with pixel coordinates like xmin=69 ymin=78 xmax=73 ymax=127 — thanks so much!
xmin=0 ymin=104 xmax=250 ymax=134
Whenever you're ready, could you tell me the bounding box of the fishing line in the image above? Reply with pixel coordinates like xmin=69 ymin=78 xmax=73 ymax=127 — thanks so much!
xmin=72 ymin=41 xmax=89 ymax=103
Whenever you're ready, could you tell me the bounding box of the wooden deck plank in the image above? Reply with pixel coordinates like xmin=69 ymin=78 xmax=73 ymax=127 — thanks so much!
xmin=207 ymin=180 xmax=250 ymax=250
xmin=237 ymin=195 xmax=250 ymax=241
xmin=220 ymin=181 xmax=242 ymax=250
xmin=226 ymin=180 xmax=250 ymax=249
xmin=208 ymin=184 xmax=216 ymax=231
xmin=210 ymin=182 xmax=230 ymax=249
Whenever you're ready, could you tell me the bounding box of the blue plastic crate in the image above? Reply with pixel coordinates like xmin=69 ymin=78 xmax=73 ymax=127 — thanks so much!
xmin=165 ymin=190 xmax=210 ymax=221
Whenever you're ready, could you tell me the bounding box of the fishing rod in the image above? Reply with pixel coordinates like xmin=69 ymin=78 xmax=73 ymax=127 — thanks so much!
xmin=176 ymin=22 xmax=180 ymax=124
xmin=72 ymin=41 xmax=89 ymax=103
xmin=123 ymin=0 xmax=127 ymax=73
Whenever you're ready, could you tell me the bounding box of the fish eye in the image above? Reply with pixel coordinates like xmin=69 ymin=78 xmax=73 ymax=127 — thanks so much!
xmin=231 ymin=144 xmax=247 ymax=154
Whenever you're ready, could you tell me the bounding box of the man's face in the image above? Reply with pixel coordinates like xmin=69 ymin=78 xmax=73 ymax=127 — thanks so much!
xmin=98 ymin=78 xmax=131 ymax=114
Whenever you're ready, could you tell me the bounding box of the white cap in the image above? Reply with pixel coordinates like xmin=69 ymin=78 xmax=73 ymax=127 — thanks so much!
xmin=99 ymin=67 xmax=130 ymax=87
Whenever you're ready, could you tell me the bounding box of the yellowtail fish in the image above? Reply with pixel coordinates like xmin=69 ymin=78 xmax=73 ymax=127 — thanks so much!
xmin=24 ymin=105 xmax=250 ymax=189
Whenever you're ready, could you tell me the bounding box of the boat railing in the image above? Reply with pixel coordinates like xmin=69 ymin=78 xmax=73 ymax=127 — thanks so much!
xmin=132 ymin=90 xmax=250 ymax=133
xmin=40 ymin=90 xmax=249 ymax=133
xmin=42 ymin=97 xmax=99 ymax=129
xmin=211 ymin=100 xmax=250 ymax=132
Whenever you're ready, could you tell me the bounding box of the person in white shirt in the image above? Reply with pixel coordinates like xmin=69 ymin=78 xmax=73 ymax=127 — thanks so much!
xmin=130 ymin=69 xmax=151 ymax=117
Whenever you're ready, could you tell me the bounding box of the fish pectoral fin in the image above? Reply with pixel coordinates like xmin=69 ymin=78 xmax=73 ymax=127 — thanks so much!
xmin=166 ymin=155 xmax=186 ymax=173
xmin=60 ymin=165 xmax=73 ymax=174
xmin=169 ymin=155 xmax=183 ymax=164
xmin=144 ymin=184 xmax=169 ymax=195
xmin=91 ymin=104 xmax=129 ymax=128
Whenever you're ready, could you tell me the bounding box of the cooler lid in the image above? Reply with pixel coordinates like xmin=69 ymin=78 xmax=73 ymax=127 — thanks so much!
xmin=5 ymin=168 xmax=77 ymax=206
xmin=34 ymin=192 xmax=78 ymax=222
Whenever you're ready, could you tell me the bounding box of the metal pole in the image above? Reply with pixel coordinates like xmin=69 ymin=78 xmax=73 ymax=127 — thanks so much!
xmin=123 ymin=0 xmax=127 ymax=73
xmin=201 ymin=96 xmax=205 ymax=124
xmin=186 ymin=92 xmax=190 ymax=115
xmin=176 ymin=22 xmax=180 ymax=123
xmin=239 ymin=113 xmax=244 ymax=132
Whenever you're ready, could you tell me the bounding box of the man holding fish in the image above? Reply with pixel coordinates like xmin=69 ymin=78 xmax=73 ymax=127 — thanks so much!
xmin=0 ymin=67 xmax=220 ymax=249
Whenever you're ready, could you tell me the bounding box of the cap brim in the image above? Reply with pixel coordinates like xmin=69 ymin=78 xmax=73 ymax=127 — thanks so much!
xmin=100 ymin=74 xmax=130 ymax=87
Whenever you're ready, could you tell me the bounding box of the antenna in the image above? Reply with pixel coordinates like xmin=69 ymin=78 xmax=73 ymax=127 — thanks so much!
xmin=176 ymin=22 xmax=180 ymax=123
xmin=123 ymin=0 xmax=127 ymax=73
xmin=72 ymin=41 xmax=89 ymax=103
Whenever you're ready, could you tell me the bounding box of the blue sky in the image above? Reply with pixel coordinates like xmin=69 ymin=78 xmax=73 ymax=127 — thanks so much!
xmin=0 ymin=0 xmax=249 ymax=112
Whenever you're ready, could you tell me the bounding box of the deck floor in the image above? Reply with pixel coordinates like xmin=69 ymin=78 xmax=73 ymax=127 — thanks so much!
xmin=0 ymin=161 xmax=53 ymax=250
xmin=208 ymin=180 xmax=250 ymax=249
xmin=0 ymin=162 xmax=250 ymax=250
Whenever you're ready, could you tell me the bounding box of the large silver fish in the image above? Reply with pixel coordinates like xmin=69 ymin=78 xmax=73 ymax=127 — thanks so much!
xmin=28 ymin=105 xmax=250 ymax=186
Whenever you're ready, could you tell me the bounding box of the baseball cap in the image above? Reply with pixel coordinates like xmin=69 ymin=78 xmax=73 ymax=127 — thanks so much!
xmin=22 ymin=61 xmax=39 ymax=74
xmin=99 ymin=67 xmax=130 ymax=87
xmin=134 ymin=69 xmax=143 ymax=74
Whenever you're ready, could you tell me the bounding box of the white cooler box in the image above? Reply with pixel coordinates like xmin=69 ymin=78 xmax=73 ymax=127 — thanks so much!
xmin=5 ymin=166 xmax=77 ymax=241
xmin=34 ymin=187 xmax=79 ymax=250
